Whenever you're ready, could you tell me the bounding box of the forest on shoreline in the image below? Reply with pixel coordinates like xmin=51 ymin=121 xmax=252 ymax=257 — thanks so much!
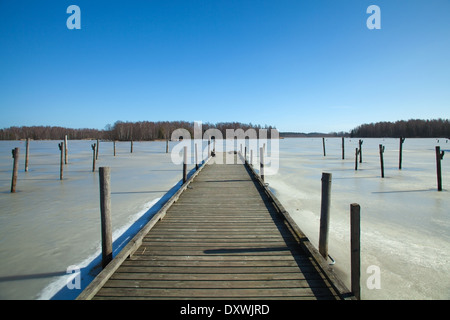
xmin=0 ymin=119 xmax=449 ymax=140
xmin=350 ymin=119 xmax=450 ymax=138
xmin=0 ymin=121 xmax=276 ymax=141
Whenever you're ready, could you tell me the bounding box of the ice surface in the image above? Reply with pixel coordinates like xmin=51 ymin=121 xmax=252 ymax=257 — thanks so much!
xmin=0 ymin=140 xmax=202 ymax=299
xmin=0 ymin=138 xmax=449 ymax=299
xmin=265 ymin=138 xmax=450 ymax=299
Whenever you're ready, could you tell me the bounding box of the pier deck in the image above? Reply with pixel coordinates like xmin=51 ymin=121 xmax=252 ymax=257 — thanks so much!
xmin=77 ymin=152 xmax=352 ymax=300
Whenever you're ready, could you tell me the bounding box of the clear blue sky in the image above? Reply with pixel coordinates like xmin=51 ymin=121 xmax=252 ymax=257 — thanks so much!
xmin=1 ymin=0 xmax=449 ymax=133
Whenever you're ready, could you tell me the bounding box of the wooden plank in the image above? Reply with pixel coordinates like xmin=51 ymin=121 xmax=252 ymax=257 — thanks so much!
xmin=110 ymin=272 xmax=325 ymax=281
xmin=102 ymin=279 xmax=329 ymax=289
xmin=94 ymin=287 xmax=337 ymax=299
xmin=76 ymin=155 xmax=213 ymax=300
xmin=79 ymin=152 xmax=350 ymax=300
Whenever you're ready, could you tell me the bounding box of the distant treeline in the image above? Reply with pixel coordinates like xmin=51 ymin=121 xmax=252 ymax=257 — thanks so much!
xmin=0 ymin=121 xmax=277 ymax=141
xmin=350 ymin=119 xmax=450 ymax=138
xmin=280 ymin=132 xmax=349 ymax=138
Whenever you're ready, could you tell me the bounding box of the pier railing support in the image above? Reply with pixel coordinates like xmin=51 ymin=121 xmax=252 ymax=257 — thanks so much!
xmin=64 ymin=135 xmax=68 ymax=164
xmin=399 ymin=137 xmax=405 ymax=169
xmin=183 ymin=146 xmax=187 ymax=184
xmin=319 ymin=173 xmax=332 ymax=259
xmin=99 ymin=167 xmax=112 ymax=269
xmin=379 ymin=144 xmax=385 ymax=178
xmin=322 ymin=137 xmax=326 ymax=157
xmin=436 ymin=146 xmax=445 ymax=191
xmin=25 ymin=138 xmax=30 ymax=172
xmin=260 ymin=147 xmax=265 ymax=181
xmin=359 ymin=140 xmax=363 ymax=163
xmin=195 ymin=143 xmax=199 ymax=170
xmin=350 ymin=203 xmax=361 ymax=300
xmin=91 ymin=143 xmax=96 ymax=172
xmin=11 ymin=147 xmax=19 ymax=193
xmin=96 ymin=139 xmax=99 ymax=160
xmin=58 ymin=142 xmax=64 ymax=180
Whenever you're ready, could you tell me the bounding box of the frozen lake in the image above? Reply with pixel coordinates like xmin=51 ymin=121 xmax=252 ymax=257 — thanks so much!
xmin=265 ymin=137 xmax=450 ymax=300
xmin=0 ymin=138 xmax=449 ymax=299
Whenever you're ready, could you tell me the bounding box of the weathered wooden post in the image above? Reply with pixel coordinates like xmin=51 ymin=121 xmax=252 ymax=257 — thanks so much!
xmin=195 ymin=143 xmax=199 ymax=170
xmin=399 ymin=137 xmax=405 ymax=169
xmin=436 ymin=146 xmax=445 ymax=191
xmin=355 ymin=148 xmax=359 ymax=171
xmin=130 ymin=140 xmax=133 ymax=153
xmin=245 ymin=146 xmax=247 ymax=164
xmin=350 ymin=203 xmax=361 ymax=300
xmin=96 ymin=139 xmax=99 ymax=160
xmin=359 ymin=139 xmax=363 ymax=163
xmin=25 ymin=138 xmax=30 ymax=172
xmin=379 ymin=144 xmax=385 ymax=178
xmin=58 ymin=142 xmax=64 ymax=180
xmin=11 ymin=148 xmax=19 ymax=193
xmin=166 ymin=139 xmax=169 ymax=154
xmin=183 ymin=146 xmax=188 ymax=184
xmin=322 ymin=137 xmax=326 ymax=157
xmin=91 ymin=143 xmax=96 ymax=172
xmin=64 ymin=135 xmax=68 ymax=164
xmin=260 ymin=147 xmax=265 ymax=181
xmin=319 ymin=172 xmax=332 ymax=259
xmin=113 ymin=140 xmax=116 ymax=156
xmin=342 ymin=137 xmax=345 ymax=160
xmin=99 ymin=167 xmax=112 ymax=269
xmin=208 ymin=139 xmax=211 ymax=158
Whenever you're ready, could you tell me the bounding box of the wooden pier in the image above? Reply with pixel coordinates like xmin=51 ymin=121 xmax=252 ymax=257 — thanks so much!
xmin=77 ymin=152 xmax=353 ymax=300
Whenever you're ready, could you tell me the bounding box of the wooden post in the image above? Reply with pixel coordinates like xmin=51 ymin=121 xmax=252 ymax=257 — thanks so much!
xmin=58 ymin=142 xmax=64 ymax=180
xmin=260 ymin=147 xmax=264 ymax=181
xmin=99 ymin=167 xmax=112 ymax=269
xmin=166 ymin=139 xmax=169 ymax=154
xmin=350 ymin=203 xmax=361 ymax=300
xmin=64 ymin=135 xmax=68 ymax=164
xmin=11 ymin=148 xmax=19 ymax=193
xmin=130 ymin=140 xmax=133 ymax=153
xmin=319 ymin=172 xmax=332 ymax=259
xmin=379 ymin=144 xmax=385 ymax=178
xmin=183 ymin=146 xmax=188 ymax=184
xmin=113 ymin=141 xmax=116 ymax=156
xmin=436 ymin=146 xmax=445 ymax=191
xmin=91 ymin=143 xmax=96 ymax=172
xmin=342 ymin=137 xmax=345 ymax=160
xmin=195 ymin=143 xmax=199 ymax=170
xmin=359 ymin=139 xmax=363 ymax=163
xmin=25 ymin=138 xmax=30 ymax=172
xmin=245 ymin=146 xmax=247 ymax=164
xmin=399 ymin=137 xmax=405 ymax=170
xmin=355 ymin=148 xmax=359 ymax=171
xmin=208 ymin=139 xmax=211 ymax=157
xmin=322 ymin=137 xmax=326 ymax=157
xmin=96 ymin=139 xmax=99 ymax=160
